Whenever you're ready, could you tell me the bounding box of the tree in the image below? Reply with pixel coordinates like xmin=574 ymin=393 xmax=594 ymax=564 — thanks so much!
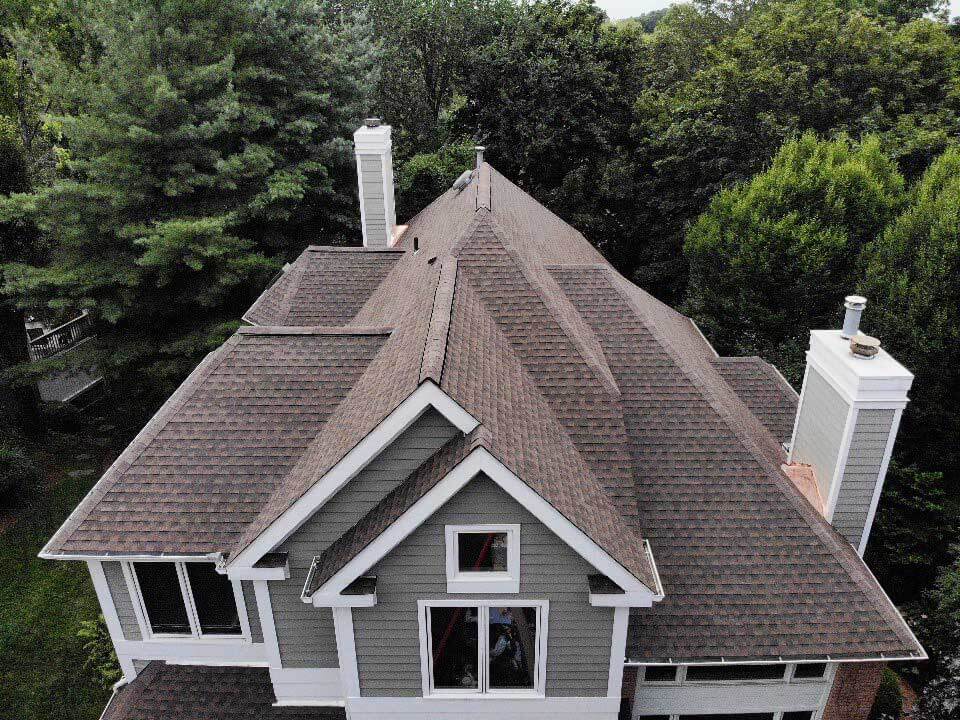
xmin=912 ymin=550 xmax=960 ymax=720
xmin=633 ymin=0 xmax=960 ymax=301
xmin=395 ymin=141 xmax=474 ymax=219
xmin=1 ymin=0 xmax=375 ymax=401
xmin=861 ymin=146 xmax=960 ymax=478
xmin=683 ymin=132 xmax=905 ymax=382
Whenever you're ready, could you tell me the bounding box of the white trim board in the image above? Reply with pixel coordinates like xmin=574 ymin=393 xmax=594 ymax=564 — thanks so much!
xmin=307 ymin=446 xmax=659 ymax=605
xmin=344 ymin=696 xmax=619 ymax=720
xmin=229 ymin=381 xmax=478 ymax=573
xmin=87 ymin=560 xmax=137 ymax=679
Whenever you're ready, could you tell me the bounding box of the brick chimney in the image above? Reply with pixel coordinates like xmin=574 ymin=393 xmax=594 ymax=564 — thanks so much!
xmin=353 ymin=118 xmax=396 ymax=248
xmin=788 ymin=297 xmax=913 ymax=555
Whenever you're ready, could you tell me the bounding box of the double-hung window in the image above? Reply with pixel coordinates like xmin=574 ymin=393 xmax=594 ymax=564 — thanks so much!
xmin=127 ymin=561 xmax=246 ymax=639
xmin=420 ymin=600 xmax=547 ymax=697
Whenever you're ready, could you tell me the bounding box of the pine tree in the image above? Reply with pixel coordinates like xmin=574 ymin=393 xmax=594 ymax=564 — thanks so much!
xmin=1 ymin=0 xmax=375 ymax=400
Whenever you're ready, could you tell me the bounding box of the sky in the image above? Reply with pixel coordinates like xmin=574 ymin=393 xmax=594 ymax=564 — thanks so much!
xmin=593 ymin=0 xmax=960 ymax=20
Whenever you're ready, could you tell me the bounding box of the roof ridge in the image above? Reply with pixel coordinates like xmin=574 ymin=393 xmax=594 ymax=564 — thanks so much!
xmin=41 ymin=334 xmax=245 ymax=556
xmin=605 ymin=268 xmax=917 ymax=648
xmin=237 ymin=326 xmax=393 ymax=336
xmin=419 ymin=256 xmax=458 ymax=384
xmin=305 ymin=245 xmax=405 ymax=253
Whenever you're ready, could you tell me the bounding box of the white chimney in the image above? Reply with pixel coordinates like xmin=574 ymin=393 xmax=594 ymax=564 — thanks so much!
xmin=788 ymin=297 xmax=913 ymax=555
xmin=353 ymin=118 xmax=396 ymax=248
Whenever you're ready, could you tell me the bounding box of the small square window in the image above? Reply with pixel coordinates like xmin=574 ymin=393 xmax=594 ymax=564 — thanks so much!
xmin=783 ymin=712 xmax=814 ymax=720
xmin=445 ymin=525 xmax=520 ymax=593
xmin=792 ymin=663 xmax=828 ymax=680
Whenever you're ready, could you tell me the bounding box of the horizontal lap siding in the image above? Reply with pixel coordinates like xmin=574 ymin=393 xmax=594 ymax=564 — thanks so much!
xmin=353 ymin=475 xmax=614 ymax=698
xmin=792 ymin=369 xmax=850 ymax=502
xmin=103 ymin=561 xmax=141 ymax=640
xmin=359 ymin=154 xmax=387 ymax=245
xmin=834 ymin=409 xmax=895 ymax=545
xmin=242 ymin=581 xmax=262 ymax=643
xmin=272 ymin=410 xmax=459 ymax=669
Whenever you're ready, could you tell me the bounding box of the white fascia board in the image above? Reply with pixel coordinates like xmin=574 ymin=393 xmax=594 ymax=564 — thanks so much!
xmin=228 ymin=562 xmax=289 ymax=581
xmin=307 ymin=446 xmax=658 ymax=604
xmin=40 ymin=551 xmax=221 ymax=562
xmin=309 ymin=592 xmax=377 ymax=608
xmin=229 ymin=381 xmax=478 ymax=571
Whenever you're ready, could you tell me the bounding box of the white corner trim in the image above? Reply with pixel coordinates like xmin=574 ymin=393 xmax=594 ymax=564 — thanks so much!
xmin=824 ymin=404 xmax=858 ymax=522
xmin=308 ymin=446 xmax=657 ymax=603
xmin=87 ymin=561 xmax=137 ymax=680
xmin=787 ymin=364 xmax=811 ymax=464
xmin=857 ymin=408 xmax=904 ymax=556
xmin=444 ymin=524 xmax=521 ymax=594
xmin=229 ymin=381 xmax=478 ymax=571
xmin=333 ymin=607 xmax=360 ymax=697
xmin=253 ymin=580 xmax=283 ymax=668
xmin=608 ymin=607 xmax=629 ymax=697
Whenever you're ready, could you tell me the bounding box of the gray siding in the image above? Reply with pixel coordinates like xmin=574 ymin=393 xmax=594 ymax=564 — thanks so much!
xmin=792 ymin=369 xmax=850 ymax=502
xmin=272 ymin=410 xmax=459 ymax=668
xmin=833 ymin=409 xmax=895 ymax=546
xmin=359 ymin=154 xmax=387 ymax=246
xmin=352 ymin=475 xmax=615 ymax=698
xmin=103 ymin=561 xmax=141 ymax=640
xmin=242 ymin=580 xmax=263 ymax=643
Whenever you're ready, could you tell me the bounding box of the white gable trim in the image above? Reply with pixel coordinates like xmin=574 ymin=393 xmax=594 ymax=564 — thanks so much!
xmin=228 ymin=381 xmax=478 ymax=572
xmin=307 ymin=446 xmax=659 ymax=605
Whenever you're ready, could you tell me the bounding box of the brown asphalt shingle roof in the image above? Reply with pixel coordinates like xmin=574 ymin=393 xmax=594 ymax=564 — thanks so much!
xmin=101 ymin=663 xmax=345 ymax=720
xmin=713 ymin=356 xmax=799 ymax=445
xmin=45 ymin=163 xmax=921 ymax=662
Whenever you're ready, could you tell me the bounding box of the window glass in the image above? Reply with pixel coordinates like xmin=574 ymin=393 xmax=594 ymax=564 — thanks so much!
xmin=783 ymin=712 xmax=814 ymax=720
xmin=680 ymin=715 xmax=775 ymax=720
xmin=185 ymin=563 xmax=241 ymax=635
xmin=793 ymin=663 xmax=827 ymax=679
xmin=488 ymin=606 xmax=537 ymax=689
xmin=430 ymin=606 xmax=480 ymax=690
xmin=133 ymin=562 xmax=190 ymax=634
xmin=457 ymin=532 xmax=508 ymax=572
xmin=685 ymin=664 xmax=787 ymax=682
xmin=643 ymin=665 xmax=679 ymax=682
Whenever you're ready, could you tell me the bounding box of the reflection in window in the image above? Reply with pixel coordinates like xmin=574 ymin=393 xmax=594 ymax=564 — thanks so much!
xmin=185 ymin=563 xmax=241 ymax=635
xmin=430 ymin=606 xmax=479 ymax=690
xmin=133 ymin=562 xmax=190 ymax=634
xmin=793 ymin=663 xmax=827 ymax=679
xmin=643 ymin=665 xmax=679 ymax=682
xmin=488 ymin=606 xmax=537 ymax=689
xmin=457 ymin=532 xmax=508 ymax=572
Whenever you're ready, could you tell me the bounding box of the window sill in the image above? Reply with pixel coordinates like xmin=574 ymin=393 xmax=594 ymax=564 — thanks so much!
xmin=424 ymin=692 xmax=545 ymax=700
xmin=446 ymin=573 xmax=520 ymax=594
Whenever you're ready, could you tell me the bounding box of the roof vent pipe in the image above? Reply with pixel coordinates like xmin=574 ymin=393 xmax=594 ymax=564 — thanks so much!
xmin=841 ymin=295 xmax=867 ymax=339
xmin=475 ymin=145 xmax=485 ymax=170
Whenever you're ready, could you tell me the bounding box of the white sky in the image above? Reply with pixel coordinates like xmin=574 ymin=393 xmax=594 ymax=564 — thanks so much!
xmin=594 ymin=0 xmax=960 ymax=21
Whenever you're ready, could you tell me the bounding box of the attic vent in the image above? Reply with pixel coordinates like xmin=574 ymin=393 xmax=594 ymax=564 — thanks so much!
xmin=452 ymin=170 xmax=472 ymax=192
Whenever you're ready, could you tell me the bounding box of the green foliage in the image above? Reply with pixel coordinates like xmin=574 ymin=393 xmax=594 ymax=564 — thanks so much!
xmin=912 ymin=551 xmax=960 ymax=720
xmin=861 ymin=146 xmax=960 ymax=476
xmin=396 ymin=141 xmax=474 ymax=218
xmin=1 ymin=0 xmax=375 ymax=400
xmin=78 ymin=615 xmax=120 ymax=689
xmin=684 ymin=132 xmax=904 ymax=382
xmin=0 ymin=437 xmax=38 ymax=505
xmin=634 ymin=0 xmax=960 ymax=299
xmin=869 ymin=668 xmax=904 ymax=720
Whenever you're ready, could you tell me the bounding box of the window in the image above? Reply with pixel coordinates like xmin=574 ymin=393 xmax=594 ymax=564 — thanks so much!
xmin=445 ymin=525 xmax=520 ymax=593
xmin=685 ymin=664 xmax=788 ymax=682
xmin=129 ymin=561 xmax=244 ymax=639
xmin=643 ymin=666 xmax=679 ymax=682
xmin=792 ymin=663 xmax=828 ymax=680
xmin=679 ymin=715 xmax=774 ymax=720
xmin=421 ymin=601 xmax=546 ymax=696
xmin=782 ymin=712 xmax=815 ymax=720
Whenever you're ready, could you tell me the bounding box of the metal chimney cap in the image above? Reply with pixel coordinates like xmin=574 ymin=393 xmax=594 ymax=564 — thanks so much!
xmin=844 ymin=295 xmax=867 ymax=310
xmin=364 ymin=117 xmax=382 ymax=128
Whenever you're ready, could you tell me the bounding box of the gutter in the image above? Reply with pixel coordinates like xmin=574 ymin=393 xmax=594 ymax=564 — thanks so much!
xmin=97 ymin=678 xmax=128 ymax=720
xmin=625 ymin=651 xmax=927 ymax=667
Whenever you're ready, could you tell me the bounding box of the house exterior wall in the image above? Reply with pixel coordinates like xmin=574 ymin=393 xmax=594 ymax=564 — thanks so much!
xmin=271 ymin=409 xmax=459 ymax=669
xmin=791 ymin=368 xmax=850 ymax=503
xmin=821 ymin=663 xmax=884 ymax=720
xmin=103 ymin=560 xmax=141 ymax=641
xmin=358 ymin=154 xmax=388 ymax=247
xmin=832 ymin=410 xmax=895 ymax=546
xmin=352 ymin=474 xmax=616 ymax=698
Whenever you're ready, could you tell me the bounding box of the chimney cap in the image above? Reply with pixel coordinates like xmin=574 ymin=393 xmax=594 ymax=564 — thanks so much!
xmin=364 ymin=117 xmax=382 ymax=128
xmin=845 ymin=295 xmax=867 ymax=310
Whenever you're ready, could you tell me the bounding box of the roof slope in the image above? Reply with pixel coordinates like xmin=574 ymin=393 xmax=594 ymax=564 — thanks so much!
xmin=713 ymin=356 xmax=799 ymax=445
xmin=44 ymin=163 xmax=921 ymax=661
xmin=101 ymin=663 xmax=345 ymax=720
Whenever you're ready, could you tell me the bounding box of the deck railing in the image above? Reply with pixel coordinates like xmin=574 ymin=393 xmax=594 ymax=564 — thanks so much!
xmin=28 ymin=312 xmax=95 ymax=361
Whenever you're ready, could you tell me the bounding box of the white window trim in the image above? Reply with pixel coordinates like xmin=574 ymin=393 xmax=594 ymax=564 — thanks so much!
xmin=638 ymin=662 xmax=831 ymax=685
xmin=123 ymin=560 xmax=251 ymax=643
xmin=417 ymin=599 xmax=549 ymax=699
xmin=445 ymin=524 xmax=520 ymax=594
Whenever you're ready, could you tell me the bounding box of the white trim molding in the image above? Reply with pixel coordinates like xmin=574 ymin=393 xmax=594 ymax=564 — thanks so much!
xmin=417 ymin=599 xmax=550 ymax=699
xmin=307 ymin=446 xmax=659 ymax=605
xmin=333 ymin=607 xmax=361 ymax=697
xmin=344 ymin=696 xmax=619 ymax=720
xmin=445 ymin=524 xmax=521 ymax=594
xmin=229 ymin=381 xmax=478 ymax=572
xmin=86 ymin=560 xmax=137 ymax=679
xmin=607 ymin=607 xmax=629 ymax=697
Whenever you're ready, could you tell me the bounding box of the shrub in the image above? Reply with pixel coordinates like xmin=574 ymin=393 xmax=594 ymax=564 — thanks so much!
xmin=0 ymin=440 xmax=39 ymax=507
xmin=870 ymin=668 xmax=904 ymax=720
xmin=78 ymin=615 xmax=121 ymax=689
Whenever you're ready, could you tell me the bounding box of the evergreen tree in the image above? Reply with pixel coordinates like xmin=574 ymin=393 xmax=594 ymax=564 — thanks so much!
xmin=1 ymin=0 xmax=374 ymax=399
xmin=683 ymin=133 xmax=905 ymax=383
